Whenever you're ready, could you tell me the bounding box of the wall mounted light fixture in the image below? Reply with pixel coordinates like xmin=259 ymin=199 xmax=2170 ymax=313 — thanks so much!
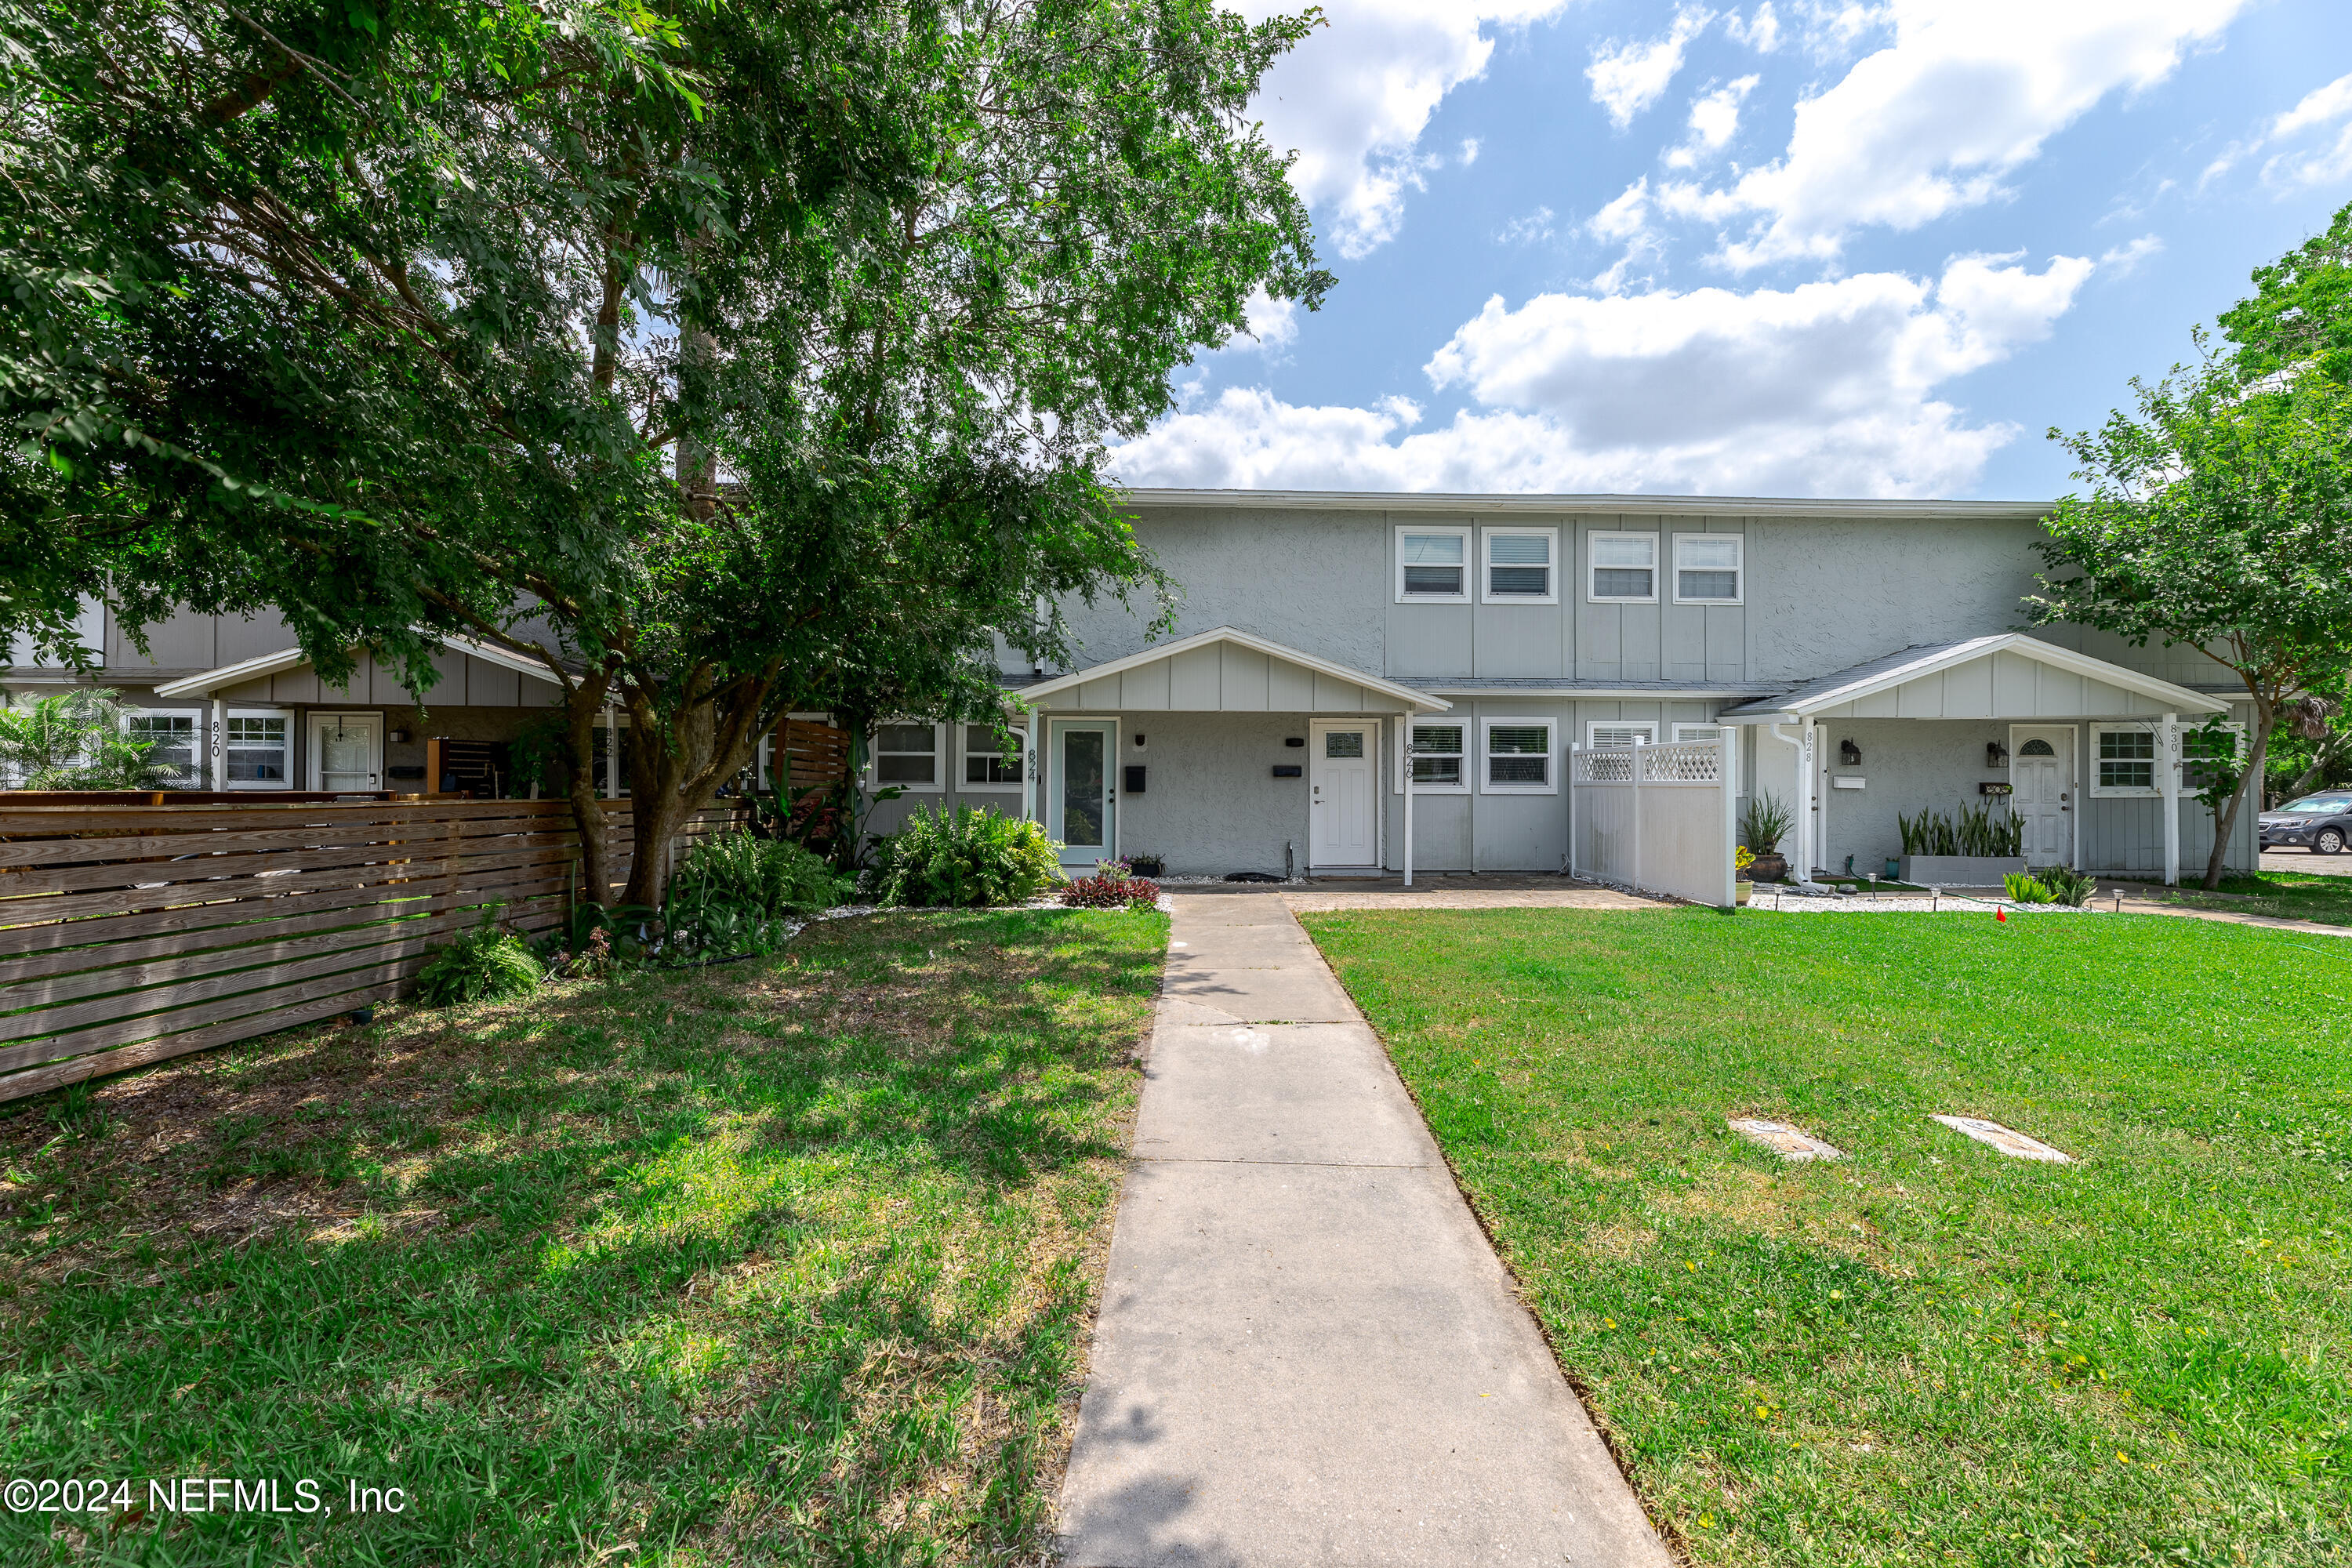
xmin=1986 ymin=740 xmax=2009 ymax=768
xmin=1838 ymin=739 xmax=1862 ymax=767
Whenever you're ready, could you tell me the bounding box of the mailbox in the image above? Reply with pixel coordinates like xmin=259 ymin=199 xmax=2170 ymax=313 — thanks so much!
xmin=1123 ymin=764 xmax=1146 ymax=794
xmin=1272 ymin=764 xmax=1303 ymax=778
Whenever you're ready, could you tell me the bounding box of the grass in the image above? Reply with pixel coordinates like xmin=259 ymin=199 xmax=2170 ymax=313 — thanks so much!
xmin=1300 ymin=906 xmax=2352 ymax=1566
xmin=2180 ymin=866 xmax=2352 ymax=929
xmin=0 ymin=906 xmax=1166 ymax=1566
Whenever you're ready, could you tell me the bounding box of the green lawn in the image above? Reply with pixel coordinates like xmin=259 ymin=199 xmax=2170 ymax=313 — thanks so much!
xmin=0 ymin=907 xmax=1165 ymax=1566
xmin=1301 ymin=907 xmax=2351 ymax=1566
xmin=2187 ymin=867 xmax=2352 ymax=928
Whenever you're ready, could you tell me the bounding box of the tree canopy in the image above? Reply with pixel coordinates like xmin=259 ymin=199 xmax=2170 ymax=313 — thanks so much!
xmin=2035 ymin=199 xmax=2352 ymax=887
xmin=2 ymin=0 xmax=1330 ymax=902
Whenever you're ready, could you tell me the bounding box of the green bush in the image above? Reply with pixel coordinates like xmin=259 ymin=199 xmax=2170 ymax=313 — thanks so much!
xmin=1737 ymin=790 xmax=1793 ymax=854
xmin=1901 ymin=802 xmax=2026 ymax=858
xmin=2038 ymin=865 xmax=2098 ymax=907
xmin=669 ymin=830 xmax=851 ymax=918
xmin=416 ymin=906 xmax=545 ymax=1006
xmin=868 ymin=804 xmax=1061 ymax=907
xmin=2002 ymin=872 xmax=2055 ymax=904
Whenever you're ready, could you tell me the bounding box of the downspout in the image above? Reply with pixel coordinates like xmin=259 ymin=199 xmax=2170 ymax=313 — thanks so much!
xmin=1763 ymin=719 xmax=1830 ymax=892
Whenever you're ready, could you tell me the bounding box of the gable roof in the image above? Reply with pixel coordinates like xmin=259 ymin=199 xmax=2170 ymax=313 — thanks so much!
xmin=1023 ymin=626 xmax=1450 ymax=714
xmin=1716 ymin=634 xmax=2225 ymax=721
xmin=151 ymin=633 xmax=566 ymax=702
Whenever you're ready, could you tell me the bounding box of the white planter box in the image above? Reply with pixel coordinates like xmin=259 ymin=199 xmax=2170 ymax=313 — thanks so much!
xmin=1900 ymin=855 xmax=2028 ymax=887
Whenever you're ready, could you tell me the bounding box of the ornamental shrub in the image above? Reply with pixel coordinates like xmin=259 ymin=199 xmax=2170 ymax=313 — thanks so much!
xmin=2002 ymin=872 xmax=2056 ymax=905
xmin=869 ymin=804 xmax=1062 ymax=908
xmin=1058 ymin=873 xmax=1160 ymax=909
xmin=416 ymin=906 xmax=545 ymax=1006
xmin=670 ymin=830 xmax=851 ymax=918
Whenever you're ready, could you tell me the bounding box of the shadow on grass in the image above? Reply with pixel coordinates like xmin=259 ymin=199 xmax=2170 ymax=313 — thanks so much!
xmin=0 ymin=907 xmax=1165 ymax=1566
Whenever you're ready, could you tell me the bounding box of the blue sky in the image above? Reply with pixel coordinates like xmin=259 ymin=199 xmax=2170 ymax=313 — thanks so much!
xmin=1108 ymin=0 xmax=2352 ymax=500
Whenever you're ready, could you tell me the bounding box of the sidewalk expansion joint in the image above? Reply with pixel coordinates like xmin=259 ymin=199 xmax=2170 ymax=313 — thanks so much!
xmin=1131 ymin=1154 xmax=1434 ymax=1171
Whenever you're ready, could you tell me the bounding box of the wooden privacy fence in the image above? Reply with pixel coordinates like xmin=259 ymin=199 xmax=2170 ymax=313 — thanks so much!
xmin=0 ymin=797 xmax=742 ymax=1105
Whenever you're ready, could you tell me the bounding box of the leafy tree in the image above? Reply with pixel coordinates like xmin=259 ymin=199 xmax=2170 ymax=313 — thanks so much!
xmin=4 ymin=0 xmax=1328 ymax=906
xmin=2035 ymin=366 xmax=2352 ymax=887
xmin=2216 ymin=199 xmax=2352 ymax=388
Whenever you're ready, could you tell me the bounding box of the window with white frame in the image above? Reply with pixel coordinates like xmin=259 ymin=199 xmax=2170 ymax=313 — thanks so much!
xmin=124 ymin=710 xmax=202 ymax=789
xmin=874 ymin=722 xmax=942 ymax=787
xmin=1396 ymin=526 xmax=1470 ymax=601
xmin=1670 ymin=723 xmax=1722 ymax=743
xmin=2181 ymin=722 xmax=2246 ymax=793
xmin=1482 ymin=528 xmax=1557 ymax=603
xmin=1586 ymin=721 xmax=1657 ymax=748
xmin=962 ymin=723 xmax=1024 ymax=787
xmin=1588 ymin=532 xmax=1658 ymax=602
xmin=1673 ymin=535 xmax=1744 ymax=604
xmin=2092 ymin=724 xmax=2158 ymax=796
xmin=1483 ymin=718 xmax=1556 ymax=793
xmin=225 ymin=711 xmax=292 ymax=787
xmin=1399 ymin=721 xmax=1467 ymax=791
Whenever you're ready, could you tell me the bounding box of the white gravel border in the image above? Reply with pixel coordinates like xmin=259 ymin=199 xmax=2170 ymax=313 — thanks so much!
xmin=1748 ymin=888 xmax=2100 ymax=914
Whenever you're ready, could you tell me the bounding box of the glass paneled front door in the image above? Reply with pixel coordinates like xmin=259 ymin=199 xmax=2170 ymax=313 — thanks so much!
xmin=1051 ymin=721 xmax=1116 ymax=869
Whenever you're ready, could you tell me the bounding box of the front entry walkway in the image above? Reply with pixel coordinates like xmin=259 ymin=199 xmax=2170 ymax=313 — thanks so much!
xmin=1055 ymin=894 xmax=1671 ymax=1567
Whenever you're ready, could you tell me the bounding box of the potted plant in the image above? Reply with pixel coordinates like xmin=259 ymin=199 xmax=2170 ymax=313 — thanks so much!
xmin=1129 ymin=852 xmax=1166 ymax=878
xmin=1734 ymin=846 xmax=1755 ymax=905
xmin=1738 ymin=792 xmax=1793 ymax=882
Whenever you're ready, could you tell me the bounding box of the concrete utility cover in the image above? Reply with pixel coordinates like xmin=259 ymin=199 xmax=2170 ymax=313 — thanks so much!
xmin=1930 ymin=1115 xmax=2073 ymax=1163
xmin=1727 ymin=1117 xmax=1842 ymax=1161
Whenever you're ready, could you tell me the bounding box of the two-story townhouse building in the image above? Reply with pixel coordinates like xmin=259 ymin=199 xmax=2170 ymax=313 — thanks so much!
xmin=5 ymin=489 xmax=2258 ymax=882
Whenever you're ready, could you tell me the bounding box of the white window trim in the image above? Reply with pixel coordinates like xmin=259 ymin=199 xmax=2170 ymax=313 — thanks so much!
xmin=870 ymin=720 xmax=946 ymax=793
xmin=1394 ymin=524 xmax=1472 ymax=604
xmin=1479 ymin=525 xmax=1559 ymax=605
xmin=122 ymin=706 xmax=205 ymax=789
xmin=2089 ymin=720 xmax=2161 ymax=799
xmin=1671 ymin=532 xmax=1745 ymax=605
xmin=2180 ymin=720 xmax=2249 ymax=789
xmin=957 ymin=721 xmax=1025 ymax=792
xmin=1669 ymin=722 xmax=1722 ymax=743
xmin=1395 ymin=719 xmax=1472 ymax=794
xmin=223 ymin=706 xmax=295 ymax=790
xmin=1480 ymin=716 xmax=1559 ymax=796
xmin=1585 ymin=720 xmax=1657 ymax=748
xmin=1587 ymin=530 xmax=1661 ymax=604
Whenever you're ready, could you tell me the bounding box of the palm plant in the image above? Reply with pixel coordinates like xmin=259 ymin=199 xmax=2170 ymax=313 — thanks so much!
xmin=0 ymin=689 xmax=170 ymax=790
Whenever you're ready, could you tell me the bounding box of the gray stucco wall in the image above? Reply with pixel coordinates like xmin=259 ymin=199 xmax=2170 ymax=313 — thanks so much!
xmin=1116 ymin=713 xmax=1312 ymax=877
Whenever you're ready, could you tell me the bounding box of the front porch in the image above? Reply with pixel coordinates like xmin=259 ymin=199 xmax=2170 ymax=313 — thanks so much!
xmin=1720 ymin=635 xmax=2252 ymax=885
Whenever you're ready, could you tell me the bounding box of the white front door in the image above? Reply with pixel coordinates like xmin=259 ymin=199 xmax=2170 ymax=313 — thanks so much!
xmin=308 ymin=713 xmax=381 ymax=793
xmin=1310 ymin=721 xmax=1376 ymax=867
xmin=1050 ymin=720 xmax=1116 ymax=871
xmin=2010 ymin=726 xmax=2074 ymax=866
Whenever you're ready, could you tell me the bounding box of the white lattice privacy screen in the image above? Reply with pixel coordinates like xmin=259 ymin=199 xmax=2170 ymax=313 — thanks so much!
xmin=1569 ymin=737 xmax=1737 ymax=906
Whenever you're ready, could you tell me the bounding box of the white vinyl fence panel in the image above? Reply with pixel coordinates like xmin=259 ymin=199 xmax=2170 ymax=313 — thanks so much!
xmin=1568 ymin=735 xmax=1737 ymax=907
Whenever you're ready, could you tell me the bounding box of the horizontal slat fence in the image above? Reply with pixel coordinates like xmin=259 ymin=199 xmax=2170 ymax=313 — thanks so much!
xmin=0 ymin=797 xmax=743 ymax=1104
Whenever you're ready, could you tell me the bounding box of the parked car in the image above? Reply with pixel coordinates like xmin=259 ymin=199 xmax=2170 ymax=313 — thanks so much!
xmin=2259 ymin=791 xmax=2352 ymax=855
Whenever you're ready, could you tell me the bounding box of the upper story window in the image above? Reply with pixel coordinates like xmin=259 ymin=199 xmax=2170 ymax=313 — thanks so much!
xmin=1482 ymin=528 xmax=1558 ymax=604
xmin=1396 ymin=526 xmax=1470 ymax=602
xmin=1588 ymin=532 xmax=1658 ymax=603
xmin=1673 ymin=534 xmax=1744 ymax=604
xmin=874 ymin=723 xmax=942 ymax=789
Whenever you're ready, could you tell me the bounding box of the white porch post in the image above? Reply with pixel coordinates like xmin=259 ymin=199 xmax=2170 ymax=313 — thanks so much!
xmin=2161 ymin=710 xmax=2180 ymax=886
xmin=1402 ymin=717 xmax=1415 ymax=889
xmin=1565 ymin=742 xmax=1577 ymax=879
xmin=209 ymin=695 xmax=227 ymax=790
xmin=1798 ymin=717 xmax=1817 ymax=880
xmin=1022 ymin=707 xmax=1042 ymax=823
xmin=1719 ymin=728 xmax=1738 ymax=907
xmin=2071 ymin=726 xmax=2085 ymax=873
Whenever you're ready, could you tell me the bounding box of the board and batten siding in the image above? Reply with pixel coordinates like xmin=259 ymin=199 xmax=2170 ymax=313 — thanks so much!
xmin=1801 ymin=650 xmax=2181 ymax=721
xmin=1067 ymin=642 xmax=1392 ymax=713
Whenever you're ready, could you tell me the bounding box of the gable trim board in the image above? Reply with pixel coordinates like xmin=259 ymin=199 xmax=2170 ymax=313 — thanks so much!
xmin=1123 ymin=488 xmax=2053 ymax=522
xmin=1025 ymin=626 xmax=1450 ymax=715
xmin=1715 ymin=635 xmax=2223 ymax=723
xmin=152 ymin=636 xmax=566 ymax=708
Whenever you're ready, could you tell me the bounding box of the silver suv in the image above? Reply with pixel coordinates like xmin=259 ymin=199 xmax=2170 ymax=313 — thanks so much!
xmin=2259 ymin=792 xmax=2352 ymax=855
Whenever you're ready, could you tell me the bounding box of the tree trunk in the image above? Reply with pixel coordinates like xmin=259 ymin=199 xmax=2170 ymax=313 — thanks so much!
xmin=559 ymin=672 xmax=616 ymax=909
xmin=2285 ymin=729 xmax=2350 ymax=800
xmin=2201 ymin=713 xmax=2274 ymax=890
xmin=616 ymin=677 xmax=784 ymax=911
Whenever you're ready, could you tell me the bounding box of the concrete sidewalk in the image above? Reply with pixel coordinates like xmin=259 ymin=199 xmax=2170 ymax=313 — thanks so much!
xmin=1056 ymin=895 xmax=1671 ymax=1568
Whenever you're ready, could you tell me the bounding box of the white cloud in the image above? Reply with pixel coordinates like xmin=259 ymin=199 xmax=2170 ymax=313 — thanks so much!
xmin=1228 ymin=288 xmax=1301 ymax=354
xmin=1585 ymin=180 xmax=1663 ymax=293
xmin=1459 ymin=137 xmax=1483 ymax=165
xmin=1723 ymin=2 xmax=1782 ymax=52
xmin=1499 ymin=206 xmax=1558 ymax=245
xmin=1649 ymin=0 xmax=2246 ymax=270
xmin=1113 ymin=253 xmax=2093 ymax=497
xmin=1665 ymin=74 xmax=1761 ymax=168
xmin=2097 ymin=234 xmax=2164 ymax=275
xmin=1586 ymin=7 xmax=1714 ymax=130
xmin=1242 ymin=1 xmax=1571 ymax=260
xmin=2253 ymin=73 xmax=2352 ymax=190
